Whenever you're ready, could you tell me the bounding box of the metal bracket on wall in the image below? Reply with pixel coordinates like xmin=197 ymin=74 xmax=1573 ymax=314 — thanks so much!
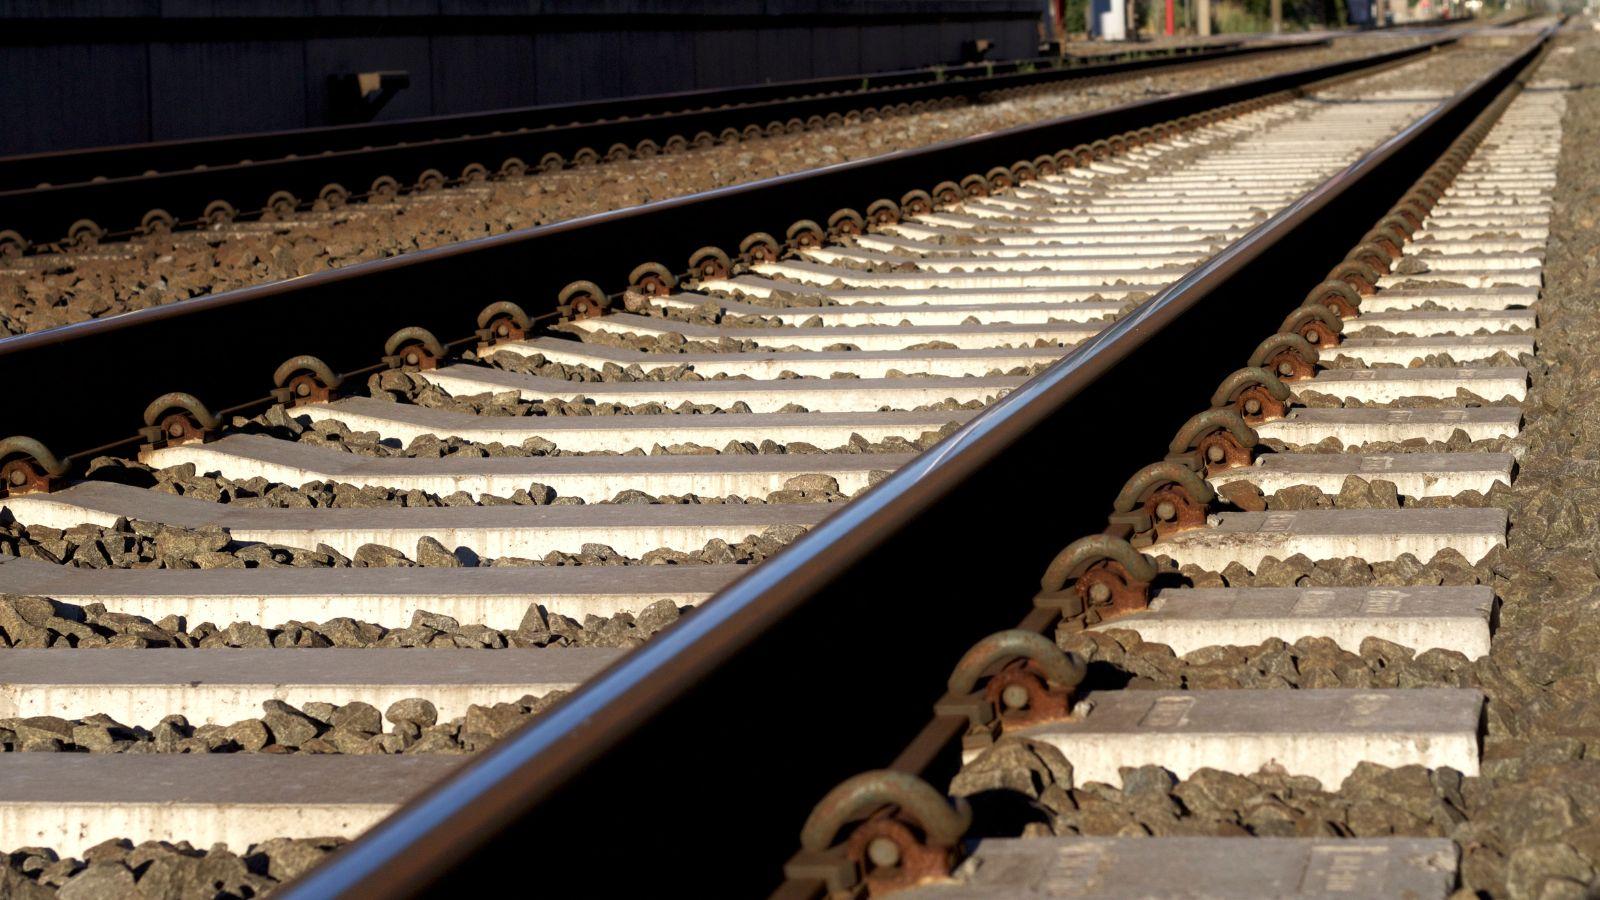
xmin=329 ymin=71 xmax=411 ymax=124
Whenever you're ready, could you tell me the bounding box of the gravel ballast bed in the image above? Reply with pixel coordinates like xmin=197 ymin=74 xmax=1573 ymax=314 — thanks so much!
xmin=1 ymin=836 xmax=343 ymax=899
xmin=358 ymin=370 xmax=993 ymax=417
xmin=1 ymin=590 xmax=685 ymax=650
xmin=271 ymin=413 xmax=964 ymax=459
xmin=0 ymin=515 xmax=807 ymax=573
xmin=2 ymin=691 xmax=570 ymax=756
xmin=108 ymin=458 xmax=866 ymax=509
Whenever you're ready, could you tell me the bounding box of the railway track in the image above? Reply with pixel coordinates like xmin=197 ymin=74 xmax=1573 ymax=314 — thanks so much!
xmin=0 ymin=17 xmax=1573 ymax=898
xmin=9 ymin=28 xmax=1497 ymax=276
xmin=0 ymin=33 xmax=1481 ymax=341
xmin=0 ymin=34 xmax=1351 ymax=261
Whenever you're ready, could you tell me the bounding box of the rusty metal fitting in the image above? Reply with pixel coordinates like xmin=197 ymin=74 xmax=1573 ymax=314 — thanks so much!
xmin=316 ymin=183 xmax=352 ymax=212
xmin=603 ymin=143 xmax=629 ymax=163
xmin=958 ymin=174 xmax=989 ymax=198
xmin=1344 ymin=242 xmax=1392 ymax=275
xmin=271 ymin=355 xmax=343 ymax=407
xmin=537 ymin=152 xmax=564 ymax=173
xmin=688 ymin=246 xmax=732 ymax=281
xmin=383 ymin=326 xmax=447 ymax=370
xmin=740 ymin=124 xmax=763 ymax=141
xmin=1281 ymin=303 xmax=1346 ymax=349
xmin=1031 ymin=154 xmax=1057 ymax=177
xmin=1064 ymin=144 xmax=1093 ymax=167
xmin=828 ymin=209 xmax=866 ymax=238
xmin=204 ymin=199 xmax=239 ymax=224
xmin=263 ymin=191 xmax=298 ymax=218
xmin=475 ymin=300 xmax=533 ymax=348
xmin=1302 ymin=280 xmax=1362 ymax=319
xmin=634 ymin=138 xmax=660 ymax=158
xmin=1036 ymin=535 xmax=1157 ymax=625
xmin=460 ymin=162 xmax=489 ymax=183
xmin=936 ymin=630 xmax=1086 ymax=749
xmin=931 ymin=181 xmax=963 ymax=207
xmin=662 ymin=135 xmax=688 ymax=154
xmin=865 ymin=200 xmax=901 ymax=227
xmin=67 ymin=218 xmax=103 ymax=249
xmin=1088 ymin=138 xmax=1111 ymax=159
xmin=1390 ymin=197 xmax=1430 ymax=230
xmin=985 ymin=166 xmax=1013 ymax=191
xmin=557 ymin=280 xmax=611 ymax=320
xmin=739 ymin=232 xmax=781 ymax=264
xmin=1400 ymin=188 xmax=1437 ymax=214
xmin=1167 ymin=409 xmax=1258 ymax=475
xmin=0 ymin=436 xmax=69 ymax=497
xmin=1327 ymin=259 xmax=1382 ymax=296
xmin=789 ymin=771 xmax=971 ymax=898
xmin=140 ymin=208 xmax=176 ymax=235
xmin=900 ymin=190 xmax=933 ymax=216
xmin=1250 ymin=333 xmax=1320 ymax=382
xmin=689 ymin=131 xmax=715 ymax=150
xmin=0 ymin=229 xmax=30 ymax=259
xmin=627 ymin=262 xmax=677 ymax=298
xmin=1375 ymin=213 xmax=1417 ymax=242
xmin=786 ymin=220 xmax=825 ymax=250
xmin=765 ymin=121 xmax=786 ymax=137
xmin=1010 ymin=160 xmax=1036 ymax=184
xmin=416 ymin=168 xmax=446 ymax=191
xmin=1360 ymin=225 xmax=1408 ymax=259
xmin=140 ymin=392 xmax=220 ymax=449
xmin=1111 ymin=461 xmax=1216 ymax=545
xmin=498 ymin=156 xmax=527 ymax=178
xmin=572 ymin=146 xmax=600 ymax=166
xmin=1107 ymin=134 xmax=1127 ymax=155
xmin=1212 ymin=367 xmax=1292 ymax=424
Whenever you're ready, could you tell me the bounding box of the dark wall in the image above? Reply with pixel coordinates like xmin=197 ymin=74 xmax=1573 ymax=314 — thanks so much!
xmin=0 ymin=1 xmax=1042 ymax=157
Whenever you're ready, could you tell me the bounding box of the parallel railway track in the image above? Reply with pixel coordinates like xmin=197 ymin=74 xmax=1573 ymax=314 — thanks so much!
xmin=0 ymin=30 xmax=1431 ymax=260
xmin=0 ymin=17 xmax=1573 ymax=898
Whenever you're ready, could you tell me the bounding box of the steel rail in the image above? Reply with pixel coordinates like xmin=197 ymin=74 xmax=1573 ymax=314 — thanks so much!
xmin=0 ymin=35 xmax=1455 ymax=470
xmin=0 ymin=35 xmax=1338 ymax=252
xmin=274 ymin=23 xmax=1555 ymax=898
